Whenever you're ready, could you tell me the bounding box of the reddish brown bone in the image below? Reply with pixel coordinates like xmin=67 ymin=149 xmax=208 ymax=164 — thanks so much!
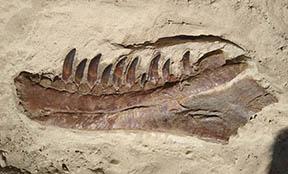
xmin=126 ymin=57 xmax=139 ymax=86
xmin=75 ymin=59 xmax=88 ymax=84
xmin=15 ymin=64 xmax=246 ymax=115
xmin=87 ymin=54 xmax=101 ymax=85
xmin=113 ymin=57 xmax=127 ymax=87
xmin=62 ymin=48 xmax=76 ymax=81
xmin=14 ymin=62 xmax=277 ymax=141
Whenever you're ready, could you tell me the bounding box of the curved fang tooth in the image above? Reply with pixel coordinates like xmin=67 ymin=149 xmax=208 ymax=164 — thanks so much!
xmin=113 ymin=57 xmax=127 ymax=87
xmin=148 ymin=53 xmax=161 ymax=83
xmin=182 ymin=51 xmax=190 ymax=74
xmin=162 ymin=59 xmax=170 ymax=82
xmin=62 ymin=48 xmax=76 ymax=81
xmin=126 ymin=57 xmax=139 ymax=86
xmin=75 ymin=59 xmax=87 ymax=84
xmin=140 ymin=73 xmax=147 ymax=87
xmin=88 ymin=54 xmax=101 ymax=85
xmin=101 ymin=64 xmax=113 ymax=85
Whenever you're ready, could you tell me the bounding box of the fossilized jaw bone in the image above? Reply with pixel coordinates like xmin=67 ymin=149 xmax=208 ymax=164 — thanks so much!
xmin=14 ymin=35 xmax=277 ymax=142
xmin=28 ymin=47 xmax=235 ymax=95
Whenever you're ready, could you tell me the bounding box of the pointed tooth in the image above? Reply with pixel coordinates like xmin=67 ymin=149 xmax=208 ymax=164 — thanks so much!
xmin=101 ymin=64 xmax=113 ymax=85
xmin=140 ymin=73 xmax=147 ymax=87
xmin=112 ymin=57 xmax=127 ymax=87
xmin=182 ymin=51 xmax=190 ymax=73
xmin=62 ymin=48 xmax=76 ymax=81
xmin=75 ymin=59 xmax=88 ymax=84
xmin=162 ymin=59 xmax=171 ymax=82
xmin=148 ymin=53 xmax=161 ymax=83
xmin=126 ymin=57 xmax=139 ymax=86
xmin=88 ymin=54 xmax=101 ymax=85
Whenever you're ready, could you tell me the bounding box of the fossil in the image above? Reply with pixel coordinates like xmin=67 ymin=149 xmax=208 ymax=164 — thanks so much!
xmin=14 ymin=35 xmax=277 ymax=142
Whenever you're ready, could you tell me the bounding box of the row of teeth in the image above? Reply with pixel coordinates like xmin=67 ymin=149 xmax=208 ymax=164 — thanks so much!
xmin=38 ymin=48 xmax=225 ymax=94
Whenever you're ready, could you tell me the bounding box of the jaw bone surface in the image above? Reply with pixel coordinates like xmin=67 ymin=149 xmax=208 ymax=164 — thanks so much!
xmin=14 ymin=35 xmax=277 ymax=142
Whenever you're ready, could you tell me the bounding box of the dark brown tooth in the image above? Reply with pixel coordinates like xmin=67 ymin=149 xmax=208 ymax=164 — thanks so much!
xmin=113 ymin=57 xmax=127 ymax=87
xmin=140 ymin=73 xmax=147 ymax=87
xmin=88 ymin=54 xmax=101 ymax=85
xmin=62 ymin=48 xmax=76 ymax=81
xmin=75 ymin=59 xmax=88 ymax=84
xmin=101 ymin=64 xmax=113 ymax=85
xmin=181 ymin=51 xmax=190 ymax=74
xmin=162 ymin=59 xmax=170 ymax=82
xmin=126 ymin=57 xmax=139 ymax=86
xmin=148 ymin=53 xmax=161 ymax=83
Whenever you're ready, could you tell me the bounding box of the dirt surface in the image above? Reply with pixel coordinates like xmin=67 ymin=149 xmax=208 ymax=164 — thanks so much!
xmin=0 ymin=0 xmax=288 ymax=173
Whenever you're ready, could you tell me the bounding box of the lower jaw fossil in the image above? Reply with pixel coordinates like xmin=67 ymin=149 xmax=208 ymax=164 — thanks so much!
xmin=14 ymin=60 xmax=277 ymax=142
xmin=13 ymin=35 xmax=279 ymax=142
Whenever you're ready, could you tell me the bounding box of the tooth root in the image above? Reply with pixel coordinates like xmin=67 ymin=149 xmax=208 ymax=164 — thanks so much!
xmin=140 ymin=73 xmax=147 ymax=87
xmin=182 ymin=51 xmax=190 ymax=73
xmin=52 ymin=76 xmax=65 ymax=90
xmin=88 ymin=54 xmax=101 ymax=85
xmin=65 ymin=82 xmax=77 ymax=93
xmin=75 ymin=59 xmax=88 ymax=84
xmin=148 ymin=53 xmax=161 ymax=83
xmin=91 ymin=84 xmax=101 ymax=95
xmin=62 ymin=48 xmax=76 ymax=81
xmin=29 ymin=74 xmax=41 ymax=83
xmin=101 ymin=64 xmax=113 ymax=85
xmin=113 ymin=57 xmax=127 ymax=87
xmin=39 ymin=76 xmax=52 ymax=88
xmin=78 ymin=83 xmax=90 ymax=94
xmin=162 ymin=59 xmax=170 ymax=82
xmin=126 ymin=57 xmax=139 ymax=86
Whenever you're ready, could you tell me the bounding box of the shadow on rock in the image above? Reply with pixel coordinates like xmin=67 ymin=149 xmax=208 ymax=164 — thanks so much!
xmin=269 ymin=128 xmax=288 ymax=174
xmin=0 ymin=166 xmax=31 ymax=174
